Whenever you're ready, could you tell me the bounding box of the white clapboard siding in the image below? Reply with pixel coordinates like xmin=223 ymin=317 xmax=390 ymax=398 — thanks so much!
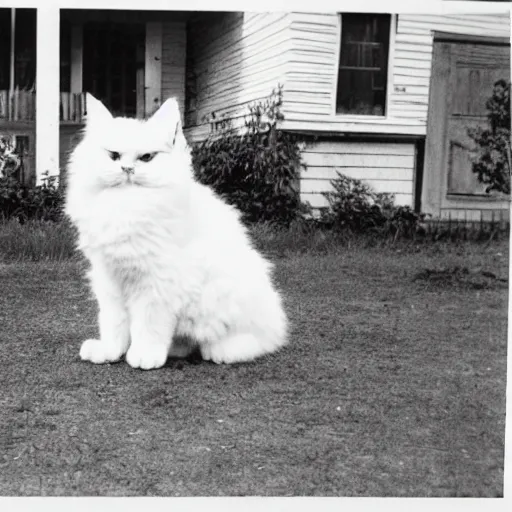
xmin=304 ymin=153 xmax=413 ymax=168
xmin=303 ymin=167 xmax=412 ymax=181
xmin=195 ymin=59 xmax=287 ymax=103
xmin=161 ymin=21 xmax=186 ymax=116
xmin=303 ymin=141 xmax=415 ymax=155
xmin=186 ymin=12 xmax=291 ymax=139
xmin=300 ymin=141 xmax=416 ymax=208
xmin=185 ymin=10 xmax=509 ymax=141
xmin=193 ymin=28 xmax=291 ymax=79
xmin=302 ymin=192 xmax=413 ymax=209
xmin=281 ymin=11 xmax=511 ymax=136
xmin=302 ymin=178 xmax=412 ymax=194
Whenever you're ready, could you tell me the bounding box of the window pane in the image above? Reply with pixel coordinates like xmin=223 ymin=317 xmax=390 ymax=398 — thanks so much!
xmin=336 ymin=13 xmax=391 ymax=116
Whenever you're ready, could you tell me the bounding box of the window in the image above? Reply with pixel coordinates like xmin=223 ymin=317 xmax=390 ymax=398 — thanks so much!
xmin=336 ymin=13 xmax=392 ymax=116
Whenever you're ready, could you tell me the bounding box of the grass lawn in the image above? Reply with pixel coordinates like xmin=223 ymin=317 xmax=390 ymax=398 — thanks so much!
xmin=0 ymin=241 xmax=508 ymax=496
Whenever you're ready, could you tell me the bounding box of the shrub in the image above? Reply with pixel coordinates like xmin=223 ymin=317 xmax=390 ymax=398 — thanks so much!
xmin=468 ymin=79 xmax=511 ymax=195
xmin=0 ymin=171 xmax=64 ymax=223
xmin=318 ymin=171 xmax=425 ymax=239
xmin=191 ymin=85 xmax=305 ymax=225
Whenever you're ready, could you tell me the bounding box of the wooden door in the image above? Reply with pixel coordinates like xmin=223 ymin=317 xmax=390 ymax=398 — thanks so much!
xmin=422 ymin=35 xmax=510 ymax=217
xmin=446 ymin=44 xmax=509 ymax=196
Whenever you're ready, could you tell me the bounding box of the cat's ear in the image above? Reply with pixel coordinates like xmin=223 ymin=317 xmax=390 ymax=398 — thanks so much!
xmin=147 ymin=98 xmax=185 ymax=148
xmin=85 ymin=93 xmax=113 ymax=128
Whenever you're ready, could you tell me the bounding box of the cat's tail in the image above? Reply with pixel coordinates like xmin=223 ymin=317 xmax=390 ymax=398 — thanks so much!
xmin=201 ymin=331 xmax=287 ymax=365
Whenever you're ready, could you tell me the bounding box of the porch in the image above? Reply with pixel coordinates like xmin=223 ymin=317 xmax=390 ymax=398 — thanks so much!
xmin=0 ymin=8 xmax=85 ymax=186
xmin=56 ymin=9 xmax=196 ymax=180
xmin=0 ymin=88 xmax=86 ymax=186
xmin=0 ymin=8 xmax=36 ymax=183
xmin=2 ymin=8 xmax=196 ymax=185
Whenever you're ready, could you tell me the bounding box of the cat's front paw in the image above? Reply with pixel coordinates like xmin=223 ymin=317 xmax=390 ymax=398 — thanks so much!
xmin=125 ymin=344 xmax=168 ymax=370
xmin=80 ymin=338 xmax=125 ymax=364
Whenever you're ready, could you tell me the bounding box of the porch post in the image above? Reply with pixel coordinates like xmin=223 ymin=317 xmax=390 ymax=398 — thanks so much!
xmin=35 ymin=7 xmax=60 ymax=184
xmin=145 ymin=22 xmax=162 ymax=117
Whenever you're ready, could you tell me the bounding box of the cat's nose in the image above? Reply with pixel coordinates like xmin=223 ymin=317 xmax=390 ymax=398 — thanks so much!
xmin=122 ymin=166 xmax=134 ymax=175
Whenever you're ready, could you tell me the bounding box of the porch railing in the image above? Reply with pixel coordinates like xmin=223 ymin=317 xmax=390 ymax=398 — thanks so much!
xmin=0 ymin=90 xmax=87 ymax=123
xmin=60 ymin=92 xmax=87 ymax=123
xmin=0 ymin=89 xmax=36 ymax=121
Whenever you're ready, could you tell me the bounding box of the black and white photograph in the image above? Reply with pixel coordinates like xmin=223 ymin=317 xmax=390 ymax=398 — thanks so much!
xmin=0 ymin=0 xmax=510 ymax=506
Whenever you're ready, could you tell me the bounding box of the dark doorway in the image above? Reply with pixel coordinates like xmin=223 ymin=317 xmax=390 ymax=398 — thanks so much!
xmin=82 ymin=22 xmax=145 ymax=118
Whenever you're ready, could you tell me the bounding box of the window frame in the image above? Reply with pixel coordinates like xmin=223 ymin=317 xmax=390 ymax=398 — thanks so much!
xmin=332 ymin=13 xmax=397 ymax=120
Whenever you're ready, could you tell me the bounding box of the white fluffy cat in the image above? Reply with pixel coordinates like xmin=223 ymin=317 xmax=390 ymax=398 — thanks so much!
xmin=65 ymin=94 xmax=288 ymax=370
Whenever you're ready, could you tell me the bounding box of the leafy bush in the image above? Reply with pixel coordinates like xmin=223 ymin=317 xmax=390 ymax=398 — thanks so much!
xmin=0 ymin=171 xmax=64 ymax=223
xmin=318 ymin=171 xmax=425 ymax=239
xmin=191 ymin=86 xmax=305 ymax=225
xmin=468 ymin=79 xmax=511 ymax=195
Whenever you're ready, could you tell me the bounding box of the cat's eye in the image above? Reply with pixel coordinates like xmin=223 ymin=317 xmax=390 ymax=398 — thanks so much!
xmin=108 ymin=151 xmax=121 ymax=161
xmin=139 ymin=152 xmax=156 ymax=163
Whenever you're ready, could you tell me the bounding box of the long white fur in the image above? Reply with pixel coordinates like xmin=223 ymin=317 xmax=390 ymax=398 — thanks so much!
xmin=65 ymin=94 xmax=288 ymax=370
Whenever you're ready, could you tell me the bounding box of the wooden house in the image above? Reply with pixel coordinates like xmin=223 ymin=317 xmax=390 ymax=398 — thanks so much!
xmin=183 ymin=11 xmax=512 ymax=221
xmin=31 ymin=6 xmax=512 ymax=220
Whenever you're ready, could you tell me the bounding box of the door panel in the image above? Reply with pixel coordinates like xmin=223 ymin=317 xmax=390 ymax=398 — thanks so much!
xmin=446 ymin=43 xmax=510 ymax=196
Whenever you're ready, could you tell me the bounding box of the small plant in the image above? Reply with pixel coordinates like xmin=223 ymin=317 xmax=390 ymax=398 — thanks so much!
xmin=468 ymin=79 xmax=511 ymax=195
xmin=319 ymin=171 xmax=425 ymax=239
xmin=0 ymin=135 xmax=22 ymax=178
xmin=192 ymin=85 xmax=306 ymax=225
xmin=319 ymin=172 xmax=392 ymax=231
